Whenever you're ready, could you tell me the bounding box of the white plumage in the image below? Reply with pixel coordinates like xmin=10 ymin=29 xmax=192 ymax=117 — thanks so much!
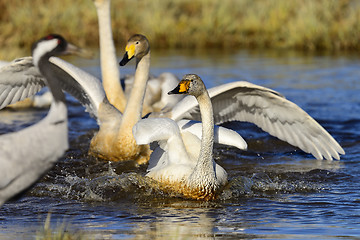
xmin=163 ymin=81 xmax=344 ymax=160
xmin=133 ymin=74 xmax=230 ymax=200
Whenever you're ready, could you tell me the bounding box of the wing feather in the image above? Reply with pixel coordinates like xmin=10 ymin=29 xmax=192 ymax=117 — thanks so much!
xmin=133 ymin=118 xmax=181 ymax=145
xmin=169 ymin=81 xmax=344 ymax=160
xmin=177 ymin=119 xmax=247 ymax=150
xmin=0 ymin=57 xmax=46 ymax=109
xmin=0 ymin=56 xmax=114 ymax=121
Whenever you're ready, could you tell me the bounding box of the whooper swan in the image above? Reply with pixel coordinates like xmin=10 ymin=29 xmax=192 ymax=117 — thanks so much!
xmin=133 ymin=74 xmax=230 ymax=200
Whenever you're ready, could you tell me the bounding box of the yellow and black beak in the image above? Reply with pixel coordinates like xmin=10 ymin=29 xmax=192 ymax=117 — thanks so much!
xmin=119 ymin=43 xmax=135 ymax=66
xmin=168 ymin=80 xmax=191 ymax=95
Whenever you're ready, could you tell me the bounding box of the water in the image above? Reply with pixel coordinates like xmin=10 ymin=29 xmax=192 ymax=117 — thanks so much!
xmin=0 ymin=49 xmax=359 ymax=239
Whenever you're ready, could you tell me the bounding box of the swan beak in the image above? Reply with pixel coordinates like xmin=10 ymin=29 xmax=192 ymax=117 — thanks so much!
xmin=168 ymin=80 xmax=190 ymax=95
xmin=64 ymin=43 xmax=93 ymax=58
xmin=119 ymin=44 xmax=135 ymax=66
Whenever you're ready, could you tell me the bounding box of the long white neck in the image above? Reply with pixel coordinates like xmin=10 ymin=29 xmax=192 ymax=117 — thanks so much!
xmin=119 ymin=52 xmax=150 ymax=129
xmin=95 ymin=0 xmax=126 ymax=111
xmin=195 ymin=91 xmax=215 ymax=178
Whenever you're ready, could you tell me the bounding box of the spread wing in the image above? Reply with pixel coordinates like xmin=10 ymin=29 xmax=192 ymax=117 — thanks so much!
xmin=0 ymin=56 xmax=119 ymax=121
xmin=0 ymin=57 xmax=46 ymax=109
xmin=169 ymin=81 xmax=344 ymax=160
xmin=48 ymin=57 xmax=108 ymax=120
xmin=177 ymin=119 xmax=247 ymax=150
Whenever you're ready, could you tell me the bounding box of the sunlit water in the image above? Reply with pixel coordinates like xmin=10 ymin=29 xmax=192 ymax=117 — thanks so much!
xmin=0 ymin=49 xmax=359 ymax=239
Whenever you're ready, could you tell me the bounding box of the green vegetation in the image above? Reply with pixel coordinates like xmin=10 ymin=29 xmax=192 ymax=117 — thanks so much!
xmin=1 ymin=0 xmax=360 ymax=59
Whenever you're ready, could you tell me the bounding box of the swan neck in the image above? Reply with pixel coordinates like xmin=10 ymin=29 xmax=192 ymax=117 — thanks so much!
xmin=120 ymin=52 xmax=150 ymax=128
xmin=195 ymin=91 xmax=215 ymax=174
xmin=95 ymin=0 xmax=126 ymax=111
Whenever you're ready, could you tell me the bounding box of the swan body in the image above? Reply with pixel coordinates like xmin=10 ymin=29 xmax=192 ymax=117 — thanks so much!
xmin=133 ymin=74 xmax=229 ymax=200
xmin=135 ymin=119 xmax=247 ymax=151
xmin=0 ymin=34 xmax=76 ymax=206
xmin=47 ymin=57 xmax=139 ymax=162
xmin=41 ymin=55 xmax=147 ymax=163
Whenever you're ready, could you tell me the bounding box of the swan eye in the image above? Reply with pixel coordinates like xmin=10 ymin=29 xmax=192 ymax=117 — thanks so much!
xmin=135 ymin=41 xmax=140 ymax=45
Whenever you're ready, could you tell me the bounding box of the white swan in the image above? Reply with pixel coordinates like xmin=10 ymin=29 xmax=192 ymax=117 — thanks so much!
xmin=133 ymin=74 xmax=231 ymax=200
xmin=0 ymin=34 xmax=79 ymax=206
xmin=94 ymin=0 xmax=180 ymax=114
xmin=88 ymin=34 xmax=153 ymax=163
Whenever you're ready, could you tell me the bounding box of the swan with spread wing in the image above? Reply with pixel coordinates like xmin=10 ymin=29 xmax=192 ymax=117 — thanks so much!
xmin=159 ymin=80 xmax=344 ymax=160
xmin=133 ymin=74 xmax=243 ymax=200
xmin=134 ymin=73 xmax=345 ymax=200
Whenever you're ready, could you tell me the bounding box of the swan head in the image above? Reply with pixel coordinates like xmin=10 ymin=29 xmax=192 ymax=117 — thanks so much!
xmin=119 ymin=34 xmax=150 ymax=66
xmin=168 ymin=74 xmax=205 ymax=98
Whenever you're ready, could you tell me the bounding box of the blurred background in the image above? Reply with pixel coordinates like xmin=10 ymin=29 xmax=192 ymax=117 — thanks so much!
xmin=1 ymin=0 xmax=360 ymax=60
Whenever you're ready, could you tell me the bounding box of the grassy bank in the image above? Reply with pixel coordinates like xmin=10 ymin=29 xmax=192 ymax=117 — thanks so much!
xmin=1 ymin=0 xmax=360 ymax=60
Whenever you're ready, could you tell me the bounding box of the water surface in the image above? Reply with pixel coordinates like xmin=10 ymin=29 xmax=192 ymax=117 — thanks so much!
xmin=0 ymin=49 xmax=359 ymax=239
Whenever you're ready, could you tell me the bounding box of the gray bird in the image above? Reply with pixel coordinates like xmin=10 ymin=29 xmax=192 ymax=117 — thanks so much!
xmin=0 ymin=34 xmax=82 ymax=206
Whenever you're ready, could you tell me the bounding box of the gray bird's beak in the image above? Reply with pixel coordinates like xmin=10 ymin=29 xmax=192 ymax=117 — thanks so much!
xmin=65 ymin=43 xmax=94 ymax=58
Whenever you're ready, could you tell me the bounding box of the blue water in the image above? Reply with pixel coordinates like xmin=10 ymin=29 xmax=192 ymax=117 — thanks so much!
xmin=0 ymin=49 xmax=359 ymax=239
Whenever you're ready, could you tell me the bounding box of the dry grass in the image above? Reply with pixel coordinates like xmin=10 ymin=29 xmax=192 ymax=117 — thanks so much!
xmin=1 ymin=0 xmax=360 ymax=60
xmin=35 ymin=213 xmax=92 ymax=240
